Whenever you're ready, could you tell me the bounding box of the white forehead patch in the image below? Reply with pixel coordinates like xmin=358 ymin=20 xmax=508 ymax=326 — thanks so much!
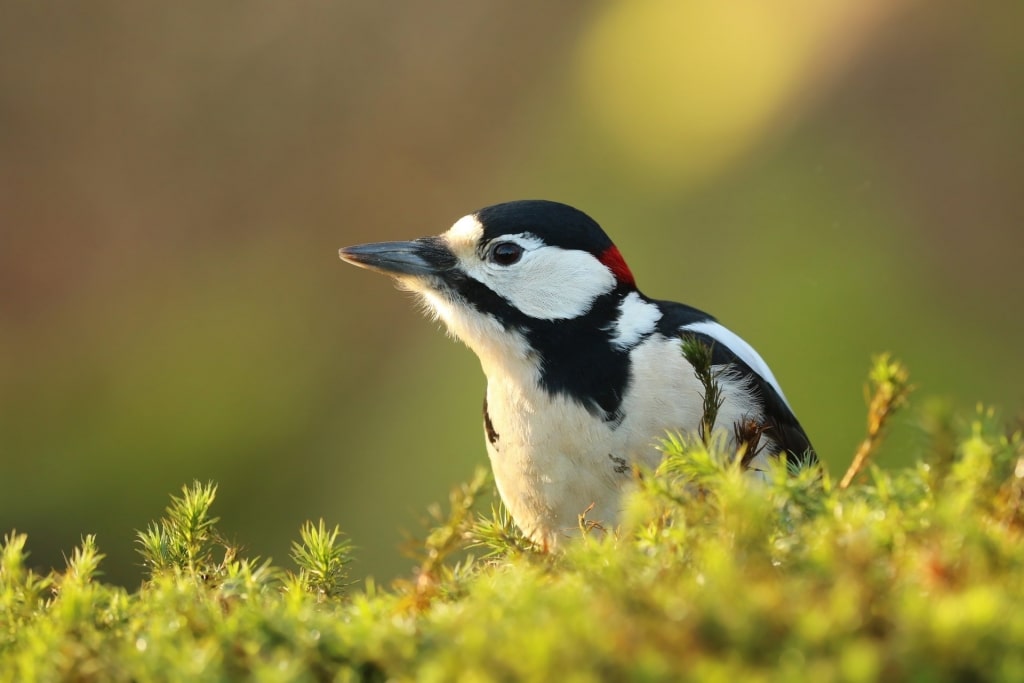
xmin=608 ymin=292 xmax=662 ymax=350
xmin=445 ymin=214 xmax=485 ymax=250
xmin=440 ymin=219 xmax=617 ymax=320
xmin=680 ymin=320 xmax=790 ymax=408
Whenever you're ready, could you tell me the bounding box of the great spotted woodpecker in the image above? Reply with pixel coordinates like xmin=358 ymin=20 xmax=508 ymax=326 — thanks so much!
xmin=339 ymin=200 xmax=815 ymax=548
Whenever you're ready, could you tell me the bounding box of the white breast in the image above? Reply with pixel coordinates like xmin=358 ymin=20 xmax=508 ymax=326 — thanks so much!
xmin=483 ymin=333 xmax=769 ymax=549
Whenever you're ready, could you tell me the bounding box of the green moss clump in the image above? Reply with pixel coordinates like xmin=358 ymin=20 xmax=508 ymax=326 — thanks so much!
xmin=2 ymin=358 xmax=1024 ymax=681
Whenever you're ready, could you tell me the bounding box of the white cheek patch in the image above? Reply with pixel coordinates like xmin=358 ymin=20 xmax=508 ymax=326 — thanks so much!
xmin=608 ymin=291 xmax=662 ymax=349
xmin=441 ymin=216 xmax=618 ymax=321
xmin=494 ymin=245 xmax=615 ymax=320
xmin=456 ymin=239 xmax=617 ymax=322
xmin=680 ymin=320 xmax=790 ymax=409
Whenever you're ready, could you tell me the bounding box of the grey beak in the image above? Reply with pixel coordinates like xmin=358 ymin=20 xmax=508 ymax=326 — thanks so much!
xmin=338 ymin=238 xmax=456 ymax=277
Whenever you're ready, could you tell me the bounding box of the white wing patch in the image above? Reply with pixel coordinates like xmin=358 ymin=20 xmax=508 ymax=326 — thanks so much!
xmin=608 ymin=292 xmax=662 ymax=350
xmin=680 ymin=320 xmax=790 ymax=409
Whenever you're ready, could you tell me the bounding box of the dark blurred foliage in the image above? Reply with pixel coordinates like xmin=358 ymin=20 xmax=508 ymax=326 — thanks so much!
xmin=1 ymin=2 xmax=1021 ymax=587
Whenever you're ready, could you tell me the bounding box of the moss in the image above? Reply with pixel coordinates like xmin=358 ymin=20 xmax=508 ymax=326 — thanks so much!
xmin=2 ymin=357 xmax=1023 ymax=681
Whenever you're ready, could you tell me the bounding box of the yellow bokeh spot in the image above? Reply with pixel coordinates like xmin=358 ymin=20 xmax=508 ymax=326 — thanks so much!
xmin=576 ymin=1 xmax=821 ymax=184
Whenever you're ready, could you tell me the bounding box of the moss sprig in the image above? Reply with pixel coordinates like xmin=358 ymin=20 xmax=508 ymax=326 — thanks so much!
xmin=136 ymin=480 xmax=225 ymax=579
xmin=396 ymin=466 xmax=490 ymax=610
xmin=289 ymin=519 xmax=353 ymax=602
xmin=468 ymin=502 xmax=539 ymax=559
xmin=840 ymin=353 xmax=912 ymax=488
xmin=680 ymin=333 xmax=724 ymax=447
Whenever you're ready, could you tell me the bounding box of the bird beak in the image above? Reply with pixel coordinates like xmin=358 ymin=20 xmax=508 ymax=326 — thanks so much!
xmin=338 ymin=237 xmax=456 ymax=278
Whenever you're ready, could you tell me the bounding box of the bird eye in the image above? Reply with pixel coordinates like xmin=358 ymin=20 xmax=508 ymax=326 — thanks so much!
xmin=489 ymin=242 xmax=524 ymax=266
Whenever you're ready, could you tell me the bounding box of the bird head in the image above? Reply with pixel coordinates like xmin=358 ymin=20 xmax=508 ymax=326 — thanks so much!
xmin=339 ymin=200 xmax=639 ymax=375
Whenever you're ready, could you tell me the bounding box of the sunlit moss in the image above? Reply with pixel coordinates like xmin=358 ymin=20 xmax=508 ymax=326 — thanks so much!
xmin=2 ymin=359 xmax=1024 ymax=680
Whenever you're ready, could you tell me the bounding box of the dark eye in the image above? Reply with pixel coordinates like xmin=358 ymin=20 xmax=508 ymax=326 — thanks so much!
xmin=489 ymin=242 xmax=524 ymax=266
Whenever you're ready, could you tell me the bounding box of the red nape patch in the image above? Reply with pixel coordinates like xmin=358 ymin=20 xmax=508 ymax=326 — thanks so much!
xmin=599 ymin=246 xmax=636 ymax=287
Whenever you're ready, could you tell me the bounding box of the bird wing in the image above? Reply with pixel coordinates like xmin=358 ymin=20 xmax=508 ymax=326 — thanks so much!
xmin=653 ymin=300 xmax=817 ymax=468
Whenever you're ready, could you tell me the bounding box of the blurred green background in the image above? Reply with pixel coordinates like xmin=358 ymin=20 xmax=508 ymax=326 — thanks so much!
xmin=2 ymin=2 xmax=1022 ymax=588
